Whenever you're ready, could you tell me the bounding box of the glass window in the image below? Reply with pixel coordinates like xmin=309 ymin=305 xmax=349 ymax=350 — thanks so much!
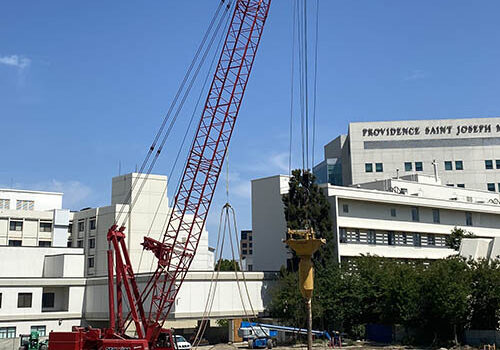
xmin=247 ymin=265 xmax=253 ymax=271
xmin=67 ymin=240 xmax=72 ymax=248
xmin=496 ymin=160 xmax=500 ymax=169
xmin=342 ymin=204 xmax=349 ymax=213
xmin=485 ymin=160 xmax=493 ymax=169
xmin=249 ymin=243 xmax=253 ymax=248
xmin=355 ymin=229 xmax=361 ymax=242
xmin=0 ymin=293 xmax=2 ymax=308
xmin=242 ymin=249 xmax=247 ymax=255
xmin=40 ymin=222 xmax=52 ymax=232
xmin=457 ymin=184 xmax=465 ymax=188
xmin=415 ymin=162 xmax=423 ymax=171
xmin=18 ymin=293 xmax=32 ymax=308
xmin=390 ymin=208 xmax=396 ymax=217
xmin=455 ymin=161 xmax=463 ymax=170
xmin=249 ymin=250 xmax=253 ymax=255
xmin=487 ymin=183 xmax=495 ymax=192
xmin=9 ymin=220 xmax=23 ymax=231
xmin=404 ymin=162 xmax=412 ymax=171
xmin=411 ymin=207 xmax=419 ymax=222
xmin=466 ymin=212 xmax=473 ymax=226
xmin=242 ymin=243 xmax=247 ymax=248
xmin=0 ymin=327 xmax=16 ymax=339
xmin=388 ymin=232 xmax=395 ymax=246
xmin=88 ymin=238 xmax=95 ymax=249
xmin=77 ymin=240 xmax=83 ymax=248
xmin=30 ymin=326 xmax=46 ymax=337
xmin=248 ymin=235 xmax=252 ymax=241
xmin=0 ymin=199 xmax=10 ymax=210
xmin=365 ymin=163 xmax=373 ymax=173
xmin=368 ymin=230 xmax=376 ymax=245
xmin=78 ymin=221 xmax=85 ymax=232
xmin=38 ymin=241 xmax=51 ymax=247
xmin=413 ymin=233 xmax=421 ymax=247
xmin=432 ymin=209 xmax=440 ymax=223
xmin=16 ymin=200 xmax=34 ymax=211
xmin=42 ymin=293 xmax=55 ymax=308
xmin=401 ymin=233 xmax=408 ymax=245
xmin=446 ymin=184 xmax=454 ymax=187
xmin=375 ymin=163 xmax=383 ymax=172
xmin=68 ymin=223 xmax=73 ymax=233
xmin=339 ymin=228 xmax=347 ymax=243
xmin=89 ymin=218 xmax=96 ymax=230
xmin=427 ymin=235 xmax=435 ymax=246
xmin=8 ymin=240 xmax=22 ymax=247
xmin=88 ymin=256 xmax=95 ymax=268
xmin=444 ymin=161 xmax=452 ymax=171
xmin=241 ymin=231 xmax=247 ymax=240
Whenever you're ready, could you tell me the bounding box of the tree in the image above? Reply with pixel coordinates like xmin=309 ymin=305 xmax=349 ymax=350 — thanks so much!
xmin=215 ymin=258 xmax=240 ymax=271
xmin=446 ymin=227 xmax=475 ymax=251
xmin=469 ymin=258 xmax=500 ymax=329
xmin=282 ymin=169 xmax=334 ymax=264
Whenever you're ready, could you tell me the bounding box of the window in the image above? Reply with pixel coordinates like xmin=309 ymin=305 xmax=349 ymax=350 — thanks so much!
xmin=77 ymin=240 xmax=83 ymax=248
xmin=242 ymin=243 xmax=247 ymax=248
xmin=496 ymin=160 xmax=500 ymax=169
xmin=446 ymin=184 xmax=454 ymax=187
xmin=248 ymin=235 xmax=252 ymax=241
xmin=68 ymin=223 xmax=73 ymax=233
xmin=444 ymin=161 xmax=452 ymax=171
xmin=88 ymin=256 xmax=95 ymax=269
xmin=457 ymin=184 xmax=465 ymax=188
xmin=427 ymin=235 xmax=435 ymax=246
xmin=413 ymin=233 xmax=421 ymax=247
xmin=18 ymin=293 xmax=32 ymax=308
xmin=455 ymin=161 xmax=463 ymax=170
xmin=390 ymin=208 xmax=396 ymax=217
xmin=38 ymin=241 xmax=51 ymax=247
xmin=365 ymin=163 xmax=373 ymax=173
xmin=432 ymin=209 xmax=440 ymax=223
xmin=78 ymin=221 xmax=84 ymax=232
xmin=342 ymin=204 xmax=349 ymax=213
xmin=415 ymin=162 xmax=423 ymax=172
xmin=388 ymin=232 xmax=395 ymax=246
xmin=404 ymin=162 xmax=412 ymax=171
xmin=487 ymin=183 xmax=495 ymax=192
xmin=9 ymin=220 xmax=23 ymax=231
xmin=0 ymin=199 xmax=9 ymax=209
xmin=249 ymin=249 xmax=253 ymax=255
xmin=8 ymin=240 xmax=22 ymax=247
xmin=16 ymin=200 xmax=34 ymax=211
xmin=401 ymin=233 xmax=408 ymax=245
xmin=42 ymin=292 xmax=55 ymax=308
xmin=466 ymin=212 xmax=473 ymax=226
xmin=40 ymin=222 xmax=52 ymax=232
xmin=89 ymin=218 xmax=96 ymax=230
xmin=241 ymin=232 xmax=248 ymax=240
xmin=0 ymin=327 xmax=16 ymax=339
xmin=339 ymin=228 xmax=347 ymax=243
xmin=67 ymin=240 xmax=72 ymax=248
xmin=242 ymin=249 xmax=247 ymax=255
xmin=355 ymin=229 xmax=361 ymax=242
xmin=30 ymin=326 xmax=46 ymax=337
xmin=411 ymin=207 xmax=419 ymax=222
xmin=247 ymin=265 xmax=253 ymax=271
xmin=368 ymin=230 xmax=376 ymax=245
xmin=0 ymin=293 xmax=2 ymax=308
xmin=88 ymin=238 xmax=95 ymax=249
xmin=485 ymin=160 xmax=493 ymax=169
xmin=375 ymin=163 xmax=383 ymax=172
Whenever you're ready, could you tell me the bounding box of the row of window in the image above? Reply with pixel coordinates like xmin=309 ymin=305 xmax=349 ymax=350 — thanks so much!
xmin=241 ymin=242 xmax=253 ymax=248
xmin=365 ymin=163 xmax=383 ymax=173
xmin=366 ymin=160 xmax=500 ymax=173
xmin=0 ymin=199 xmax=35 ymax=211
xmin=486 ymin=183 xmax=500 ymax=192
xmin=444 ymin=160 xmax=464 ymax=171
xmin=8 ymin=220 xmax=52 ymax=232
xmin=6 ymin=240 xmax=51 ymax=247
xmin=73 ymin=218 xmax=97 ymax=233
xmin=339 ymin=228 xmax=447 ymax=247
xmin=342 ymin=205 xmax=473 ymax=226
xmin=241 ymin=249 xmax=253 ymax=256
xmin=0 ymin=326 xmax=46 ymax=339
xmin=0 ymin=292 xmax=54 ymax=309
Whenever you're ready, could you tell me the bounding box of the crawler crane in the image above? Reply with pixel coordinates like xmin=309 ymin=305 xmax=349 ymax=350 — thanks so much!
xmin=48 ymin=1 xmax=271 ymax=349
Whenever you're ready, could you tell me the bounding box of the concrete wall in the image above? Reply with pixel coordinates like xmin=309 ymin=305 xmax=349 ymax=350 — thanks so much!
xmin=0 ymin=189 xmax=62 ymax=212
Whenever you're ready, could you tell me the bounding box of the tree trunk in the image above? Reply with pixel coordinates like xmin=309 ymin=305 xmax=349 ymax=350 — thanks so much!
xmin=306 ymin=298 xmax=313 ymax=350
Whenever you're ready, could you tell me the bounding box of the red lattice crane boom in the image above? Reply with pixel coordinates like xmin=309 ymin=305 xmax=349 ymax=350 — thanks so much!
xmin=49 ymin=1 xmax=271 ymax=350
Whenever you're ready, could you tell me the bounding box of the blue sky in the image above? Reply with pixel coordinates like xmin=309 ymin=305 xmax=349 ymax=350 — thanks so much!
xmin=1 ymin=1 xmax=500 ymax=251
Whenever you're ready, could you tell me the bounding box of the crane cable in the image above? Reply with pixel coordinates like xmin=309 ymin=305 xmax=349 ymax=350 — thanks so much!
xmin=112 ymin=0 xmax=229 ymax=228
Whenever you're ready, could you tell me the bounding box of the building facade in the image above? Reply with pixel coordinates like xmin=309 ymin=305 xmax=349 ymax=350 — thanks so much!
xmin=314 ymin=117 xmax=500 ymax=192
xmin=251 ymin=174 xmax=500 ymax=270
xmin=240 ymin=230 xmax=254 ymax=271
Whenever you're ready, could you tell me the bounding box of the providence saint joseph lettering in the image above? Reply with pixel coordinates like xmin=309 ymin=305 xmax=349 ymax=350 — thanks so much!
xmin=362 ymin=123 xmax=497 ymax=137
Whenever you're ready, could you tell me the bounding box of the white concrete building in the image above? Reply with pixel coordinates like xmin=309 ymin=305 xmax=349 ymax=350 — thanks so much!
xmin=459 ymin=237 xmax=500 ymax=261
xmin=0 ymin=189 xmax=71 ymax=248
xmin=251 ymin=173 xmax=500 ymax=270
xmin=69 ymin=173 xmax=214 ymax=277
xmin=0 ymin=246 xmax=85 ymax=338
xmin=314 ymin=117 xmax=500 ymax=192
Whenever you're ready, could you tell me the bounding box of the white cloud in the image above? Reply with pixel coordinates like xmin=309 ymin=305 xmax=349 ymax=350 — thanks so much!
xmin=404 ymin=69 xmax=428 ymax=81
xmin=0 ymin=55 xmax=31 ymax=69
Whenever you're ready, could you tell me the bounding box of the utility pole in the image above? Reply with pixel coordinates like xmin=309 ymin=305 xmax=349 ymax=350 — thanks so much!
xmin=285 ymin=228 xmax=325 ymax=350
